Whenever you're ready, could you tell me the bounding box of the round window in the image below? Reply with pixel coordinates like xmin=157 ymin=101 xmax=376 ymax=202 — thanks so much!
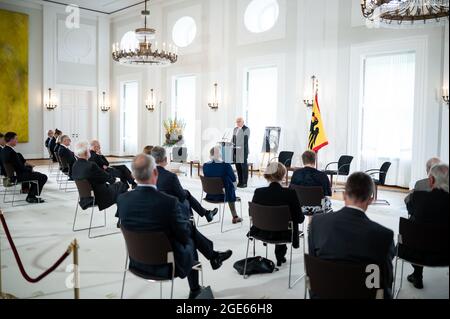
xmin=120 ymin=31 xmax=139 ymax=50
xmin=244 ymin=0 xmax=279 ymax=33
xmin=172 ymin=16 xmax=197 ymax=48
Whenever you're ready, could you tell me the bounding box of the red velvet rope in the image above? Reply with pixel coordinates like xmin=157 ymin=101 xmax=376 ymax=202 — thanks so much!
xmin=0 ymin=213 xmax=71 ymax=283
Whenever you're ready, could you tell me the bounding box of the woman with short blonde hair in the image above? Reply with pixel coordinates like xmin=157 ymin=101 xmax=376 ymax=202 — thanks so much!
xmin=264 ymin=162 xmax=287 ymax=183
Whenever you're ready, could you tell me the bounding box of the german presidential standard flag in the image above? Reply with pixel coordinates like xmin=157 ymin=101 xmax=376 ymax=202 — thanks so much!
xmin=308 ymin=93 xmax=328 ymax=152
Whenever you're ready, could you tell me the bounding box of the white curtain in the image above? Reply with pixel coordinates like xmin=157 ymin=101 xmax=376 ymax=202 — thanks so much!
xmin=360 ymin=52 xmax=415 ymax=188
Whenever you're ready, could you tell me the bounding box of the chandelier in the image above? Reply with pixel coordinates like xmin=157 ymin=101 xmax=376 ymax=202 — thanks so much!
xmin=361 ymin=0 xmax=449 ymax=28
xmin=112 ymin=0 xmax=178 ymax=66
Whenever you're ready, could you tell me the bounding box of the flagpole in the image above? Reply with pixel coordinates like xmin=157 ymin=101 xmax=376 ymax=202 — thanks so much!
xmin=314 ymin=78 xmax=319 ymax=169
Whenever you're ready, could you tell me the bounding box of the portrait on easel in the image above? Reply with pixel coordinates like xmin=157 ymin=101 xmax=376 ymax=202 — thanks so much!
xmin=261 ymin=127 xmax=281 ymax=154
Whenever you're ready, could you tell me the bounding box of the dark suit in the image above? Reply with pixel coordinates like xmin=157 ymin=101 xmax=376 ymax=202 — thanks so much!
xmin=309 ymin=207 xmax=395 ymax=298
xmin=48 ymin=137 xmax=57 ymax=162
xmin=233 ymin=125 xmax=250 ymax=185
xmin=0 ymin=146 xmax=5 ymax=176
xmin=203 ymin=160 xmax=237 ymax=202
xmin=251 ymin=182 xmax=305 ymax=262
xmin=58 ymin=145 xmax=76 ymax=177
xmin=290 ymin=166 xmax=332 ymax=197
xmin=72 ymin=158 xmax=128 ymax=211
xmin=0 ymin=145 xmax=48 ymax=199
xmin=89 ymin=151 xmax=135 ymax=188
xmin=405 ymin=189 xmax=449 ymax=277
xmin=45 ymin=137 xmax=51 ymax=148
xmin=117 ymin=186 xmax=215 ymax=291
xmin=156 ymin=166 xmax=207 ymax=217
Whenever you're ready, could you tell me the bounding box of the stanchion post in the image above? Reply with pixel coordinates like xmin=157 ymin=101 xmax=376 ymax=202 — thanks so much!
xmin=72 ymin=239 xmax=80 ymax=299
xmin=0 ymin=210 xmax=17 ymax=299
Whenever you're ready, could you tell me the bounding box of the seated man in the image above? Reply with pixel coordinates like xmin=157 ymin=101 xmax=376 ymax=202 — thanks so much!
xmin=45 ymin=130 xmax=54 ymax=149
xmin=58 ymin=135 xmax=76 ymax=178
xmin=0 ymin=133 xmax=5 ymax=176
xmin=203 ymin=147 xmax=243 ymax=224
xmin=405 ymin=163 xmax=449 ymax=289
xmin=0 ymin=132 xmax=48 ymax=203
xmin=151 ymin=146 xmax=217 ymax=223
xmin=309 ymin=172 xmax=395 ymax=298
xmin=89 ymin=140 xmax=137 ymax=189
xmin=290 ymin=150 xmax=332 ymax=215
xmin=404 ymin=157 xmax=441 ymax=205
xmin=117 ymin=154 xmax=232 ymax=299
xmin=72 ymin=142 xmax=128 ymax=211
xmin=49 ymin=129 xmax=61 ymax=163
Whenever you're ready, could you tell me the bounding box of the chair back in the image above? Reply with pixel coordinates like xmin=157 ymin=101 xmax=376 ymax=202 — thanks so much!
xmin=290 ymin=185 xmax=324 ymax=207
xmin=378 ymin=162 xmax=392 ymax=185
xmin=172 ymin=147 xmax=188 ymax=163
xmin=121 ymin=227 xmax=174 ymax=267
xmin=3 ymin=162 xmax=16 ymax=179
xmin=337 ymin=155 xmax=354 ymax=175
xmin=75 ymin=180 xmax=93 ymax=198
xmin=59 ymin=155 xmax=70 ymax=171
xmin=304 ymin=254 xmax=384 ymax=299
xmin=248 ymin=202 xmax=292 ymax=232
xmin=398 ymin=217 xmax=449 ymax=266
xmin=278 ymin=151 xmax=294 ymax=168
xmin=200 ymin=176 xmax=225 ymax=195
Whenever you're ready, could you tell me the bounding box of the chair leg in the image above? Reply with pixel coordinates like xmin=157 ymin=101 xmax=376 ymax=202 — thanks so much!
xmin=160 ymin=282 xmax=163 ymax=299
xmin=120 ymin=256 xmax=128 ymax=299
xmin=265 ymin=244 xmax=268 ymax=259
xmin=170 ymin=278 xmax=174 ymax=300
xmin=88 ymin=208 xmax=119 ymax=239
xmin=243 ymin=236 xmax=251 ymax=279
xmin=288 ymin=243 xmax=305 ymax=289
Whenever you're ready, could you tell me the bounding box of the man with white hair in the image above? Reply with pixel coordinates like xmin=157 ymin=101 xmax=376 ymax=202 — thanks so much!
xmin=406 ymin=163 xmax=449 ymax=289
xmin=232 ymin=117 xmax=250 ymax=188
xmin=72 ymin=141 xmax=128 ymax=211
xmin=58 ymin=135 xmax=76 ymax=178
xmin=405 ymin=157 xmax=441 ymax=205
xmin=117 ymin=154 xmax=232 ymax=299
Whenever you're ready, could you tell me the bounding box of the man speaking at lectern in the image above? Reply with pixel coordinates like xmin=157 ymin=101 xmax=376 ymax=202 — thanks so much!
xmin=233 ymin=117 xmax=250 ymax=188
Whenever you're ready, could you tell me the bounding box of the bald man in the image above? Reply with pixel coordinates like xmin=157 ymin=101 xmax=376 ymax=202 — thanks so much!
xmin=232 ymin=117 xmax=250 ymax=188
xmin=89 ymin=140 xmax=137 ymax=189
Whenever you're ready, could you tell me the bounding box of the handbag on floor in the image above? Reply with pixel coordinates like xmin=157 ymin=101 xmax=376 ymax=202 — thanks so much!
xmin=233 ymin=257 xmax=278 ymax=276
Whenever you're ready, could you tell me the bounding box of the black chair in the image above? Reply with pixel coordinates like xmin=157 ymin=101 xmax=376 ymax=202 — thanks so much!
xmin=72 ymin=180 xmax=119 ymax=239
xmin=245 ymin=202 xmax=305 ymax=288
xmin=271 ymin=151 xmax=294 ymax=168
xmin=323 ymin=155 xmax=354 ymax=192
xmin=197 ymin=176 xmax=242 ymax=233
xmin=59 ymin=156 xmax=76 ymax=192
xmin=120 ymin=227 xmax=203 ymax=299
xmin=366 ymin=162 xmax=391 ymax=205
xmin=393 ymin=218 xmax=449 ymax=299
xmin=2 ymin=163 xmax=40 ymax=206
xmin=289 ymin=185 xmax=325 ymax=217
xmin=304 ymin=254 xmax=384 ymax=299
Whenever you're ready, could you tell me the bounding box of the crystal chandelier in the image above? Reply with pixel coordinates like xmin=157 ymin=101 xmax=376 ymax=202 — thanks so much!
xmin=361 ymin=0 xmax=449 ymax=28
xmin=112 ymin=0 xmax=178 ymax=66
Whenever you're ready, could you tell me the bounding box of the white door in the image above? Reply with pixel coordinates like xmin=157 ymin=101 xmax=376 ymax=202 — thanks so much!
xmin=120 ymin=81 xmax=139 ymax=156
xmin=59 ymin=88 xmax=91 ymax=146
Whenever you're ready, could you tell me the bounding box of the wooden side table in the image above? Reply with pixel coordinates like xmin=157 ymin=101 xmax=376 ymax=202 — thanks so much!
xmin=285 ymin=167 xmax=300 ymax=186
xmin=190 ymin=160 xmax=201 ymax=177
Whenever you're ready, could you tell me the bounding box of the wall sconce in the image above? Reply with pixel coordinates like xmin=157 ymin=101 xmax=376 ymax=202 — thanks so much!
xmin=303 ymin=75 xmax=318 ymax=108
xmin=146 ymin=89 xmax=156 ymax=112
xmin=442 ymin=87 xmax=449 ymax=105
xmin=100 ymin=91 xmax=110 ymax=112
xmin=45 ymin=88 xmax=57 ymax=110
xmin=208 ymin=83 xmax=219 ymax=110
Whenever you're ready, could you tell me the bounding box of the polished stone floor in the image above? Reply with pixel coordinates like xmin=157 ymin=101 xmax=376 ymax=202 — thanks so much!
xmin=0 ymin=164 xmax=448 ymax=299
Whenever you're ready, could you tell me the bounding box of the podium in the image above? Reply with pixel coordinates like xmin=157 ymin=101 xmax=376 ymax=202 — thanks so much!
xmin=219 ymin=142 xmax=234 ymax=164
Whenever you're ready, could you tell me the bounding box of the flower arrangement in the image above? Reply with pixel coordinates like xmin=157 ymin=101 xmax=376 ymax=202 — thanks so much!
xmin=163 ymin=118 xmax=186 ymax=146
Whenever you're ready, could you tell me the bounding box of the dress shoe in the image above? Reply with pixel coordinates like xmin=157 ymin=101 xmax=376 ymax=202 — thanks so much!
xmin=210 ymin=250 xmax=233 ymax=270
xmin=232 ymin=216 xmax=243 ymax=224
xmin=189 ymin=287 xmax=207 ymax=299
xmin=276 ymin=257 xmax=287 ymax=267
xmin=407 ymin=274 xmax=424 ymax=289
xmin=205 ymin=208 xmax=218 ymax=223
xmin=26 ymin=197 xmax=45 ymax=204
xmin=237 ymin=184 xmax=247 ymax=188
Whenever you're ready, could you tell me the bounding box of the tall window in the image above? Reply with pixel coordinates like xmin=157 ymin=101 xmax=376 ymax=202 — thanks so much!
xmin=121 ymin=81 xmax=138 ymax=155
xmin=172 ymin=75 xmax=197 ymax=159
xmin=244 ymin=66 xmax=278 ymax=166
xmin=361 ymin=52 xmax=415 ymax=187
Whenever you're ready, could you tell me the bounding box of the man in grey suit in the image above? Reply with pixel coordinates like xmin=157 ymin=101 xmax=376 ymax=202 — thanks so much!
xmin=232 ymin=117 xmax=250 ymax=188
xmin=405 ymin=157 xmax=441 ymax=205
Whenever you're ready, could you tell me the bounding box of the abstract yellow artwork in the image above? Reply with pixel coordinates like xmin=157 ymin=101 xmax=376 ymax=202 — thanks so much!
xmin=0 ymin=9 xmax=29 ymax=143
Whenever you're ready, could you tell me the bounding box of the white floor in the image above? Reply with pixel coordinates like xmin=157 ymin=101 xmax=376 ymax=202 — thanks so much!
xmin=0 ymin=164 xmax=448 ymax=299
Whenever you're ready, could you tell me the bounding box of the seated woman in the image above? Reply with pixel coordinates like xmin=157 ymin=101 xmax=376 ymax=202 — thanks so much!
xmin=202 ymin=146 xmax=243 ymax=224
xmin=143 ymin=145 xmax=154 ymax=155
xmin=289 ymin=150 xmax=333 ymax=215
xmin=251 ymin=162 xmax=305 ymax=266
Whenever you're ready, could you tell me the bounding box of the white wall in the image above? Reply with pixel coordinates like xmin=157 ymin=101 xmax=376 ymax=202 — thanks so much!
xmin=0 ymin=0 xmax=43 ymax=159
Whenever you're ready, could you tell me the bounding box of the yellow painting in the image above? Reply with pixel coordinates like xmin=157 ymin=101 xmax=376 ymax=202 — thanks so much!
xmin=0 ymin=9 xmax=29 ymax=143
